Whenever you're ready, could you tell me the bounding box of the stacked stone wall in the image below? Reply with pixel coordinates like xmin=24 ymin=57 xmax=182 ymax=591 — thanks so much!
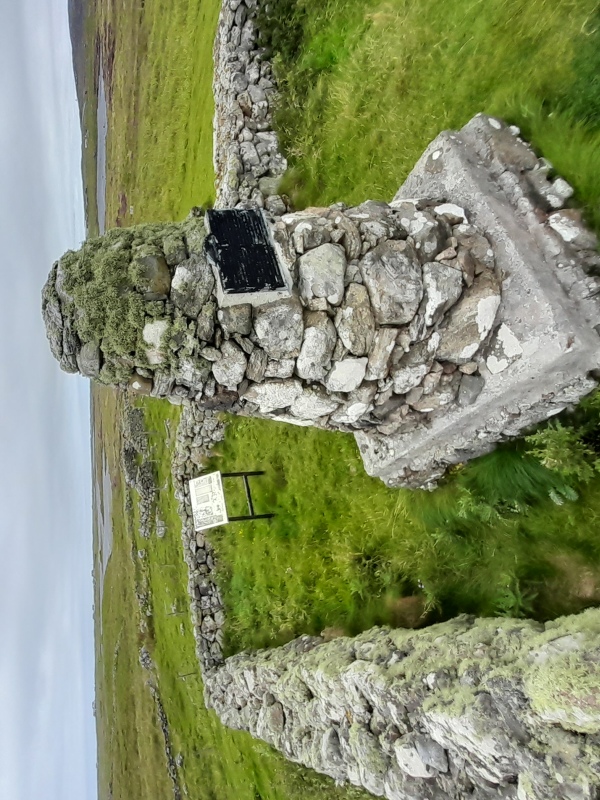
xmin=204 ymin=611 xmax=600 ymax=800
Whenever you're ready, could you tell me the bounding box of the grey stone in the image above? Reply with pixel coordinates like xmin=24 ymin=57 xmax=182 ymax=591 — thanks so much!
xmin=258 ymin=176 xmax=281 ymax=197
xmin=129 ymin=372 xmax=153 ymax=395
xmin=296 ymin=312 xmax=337 ymax=381
xmin=325 ymin=358 xmax=368 ymax=393
xmin=290 ymin=387 xmax=340 ymax=420
xmin=253 ymin=296 xmax=304 ymax=359
xmin=197 ymin=299 xmax=217 ymax=342
xmin=458 ymin=373 xmax=485 ymax=406
xmin=548 ymin=210 xmax=598 ymax=251
xmin=436 ymin=270 xmax=501 ymax=364
xmin=242 ymin=379 xmax=303 ymax=413
xmin=265 ymin=358 xmax=296 ymax=379
xmin=173 ymin=356 xmax=211 ymax=391
xmin=211 ymin=341 xmax=247 ymax=390
xmin=246 ymin=347 xmax=268 ymax=382
xmin=422 ymin=262 xmax=464 ymax=326
xmin=171 ymin=254 xmax=215 ymax=318
xmin=414 ymin=736 xmax=448 ymax=773
xmin=298 ymin=243 xmax=346 ymax=306
xmin=143 ymin=319 xmax=169 ymax=365
xmin=365 ymin=328 xmax=398 ymax=381
xmin=391 ymin=335 xmax=439 ymax=395
xmin=162 ymin=232 xmax=187 ymax=266
xmin=395 ymin=739 xmax=433 ymax=779
xmin=335 ymin=283 xmax=375 ymax=356
xmin=76 ymin=342 xmax=101 ymax=378
xmin=408 ymin=210 xmax=449 ymax=263
xmin=218 ymin=304 xmax=253 ymax=336
xmin=135 ymin=252 xmax=172 ymax=298
xmin=360 ymin=239 xmax=423 ymax=325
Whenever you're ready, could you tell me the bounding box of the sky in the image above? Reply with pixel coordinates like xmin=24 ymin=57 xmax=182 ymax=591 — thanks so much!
xmin=0 ymin=1 xmax=97 ymax=799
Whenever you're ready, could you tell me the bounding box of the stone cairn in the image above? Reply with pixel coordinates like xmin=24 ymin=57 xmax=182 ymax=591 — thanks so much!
xmin=42 ymin=1 xmax=600 ymax=797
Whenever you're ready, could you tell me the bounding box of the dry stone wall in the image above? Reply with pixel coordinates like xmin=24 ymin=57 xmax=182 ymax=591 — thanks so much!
xmin=213 ymin=0 xmax=288 ymax=213
xmin=204 ymin=610 xmax=600 ymax=800
xmin=172 ymin=403 xmax=227 ymax=671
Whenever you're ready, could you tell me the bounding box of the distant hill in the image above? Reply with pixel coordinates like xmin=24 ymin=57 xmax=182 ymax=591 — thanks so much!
xmin=68 ymin=0 xmax=93 ymax=122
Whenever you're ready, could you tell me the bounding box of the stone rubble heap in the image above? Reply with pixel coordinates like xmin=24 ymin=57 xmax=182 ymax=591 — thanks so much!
xmin=172 ymin=403 xmax=227 ymax=671
xmin=205 ymin=609 xmax=600 ymax=800
xmin=213 ymin=0 xmax=288 ymax=213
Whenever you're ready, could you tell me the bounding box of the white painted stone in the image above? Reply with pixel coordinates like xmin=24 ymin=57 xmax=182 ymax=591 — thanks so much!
xmin=325 ymin=358 xmax=368 ymax=393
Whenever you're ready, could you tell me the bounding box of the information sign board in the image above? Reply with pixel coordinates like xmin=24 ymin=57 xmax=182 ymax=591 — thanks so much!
xmin=189 ymin=471 xmax=229 ymax=532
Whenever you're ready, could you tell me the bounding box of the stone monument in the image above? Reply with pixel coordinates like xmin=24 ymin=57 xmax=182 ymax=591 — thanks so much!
xmin=43 ymin=115 xmax=600 ymax=489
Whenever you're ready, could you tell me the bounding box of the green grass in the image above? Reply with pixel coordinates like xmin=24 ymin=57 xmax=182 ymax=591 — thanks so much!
xmin=97 ymin=0 xmax=220 ymax=228
xmin=260 ymin=0 xmax=600 ymax=231
xmin=206 ymin=417 xmax=600 ymax=654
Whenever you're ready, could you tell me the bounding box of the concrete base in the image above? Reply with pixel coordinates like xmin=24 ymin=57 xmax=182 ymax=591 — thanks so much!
xmin=356 ymin=114 xmax=600 ymax=488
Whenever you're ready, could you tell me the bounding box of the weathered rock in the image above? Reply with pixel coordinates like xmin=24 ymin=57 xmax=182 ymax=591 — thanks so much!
xmin=298 ymin=243 xmax=346 ymax=306
xmin=457 ymin=374 xmax=485 ymax=406
xmin=129 ymin=372 xmax=153 ymax=395
xmin=76 ymin=341 xmax=101 ymax=378
xmin=407 ymin=210 xmax=449 ymax=263
xmin=197 ymin=298 xmax=217 ymax=341
xmin=173 ymin=356 xmax=211 ymax=391
xmin=265 ymin=358 xmax=295 ymax=379
xmin=360 ymin=239 xmax=423 ymax=325
xmin=436 ymin=270 xmax=501 ymax=364
xmin=242 ymin=378 xmax=303 ymax=413
xmin=253 ymin=296 xmax=304 ymax=359
xmin=135 ymin=252 xmax=172 ymax=298
xmin=218 ymin=304 xmax=253 ymax=336
xmin=143 ymin=319 xmax=169 ymax=365
xmin=325 ymin=358 xmax=368 ymax=393
xmin=290 ymin=387 xmax=340 ymax=420
xmin=335 ymin=283 xmax=375 ymax=357
xmin=171 ymin=254 xmax=215 ymax=318
xmin=296 ymin=312 xmax=337 ymax=381
xmin=246 ymin=347 xmax=268 ymax=382
xmin=391 ymin=335 xmax=439 ymax=395
xmin=548 ymin=210 xmax=598 ymax=251
xmin=422 ymin=262 xmax=464 ymax=326
xmin=365 ymin=328 xmax=398 ymax=381
xmin=211 ymin=340 xmax=247 ymax=390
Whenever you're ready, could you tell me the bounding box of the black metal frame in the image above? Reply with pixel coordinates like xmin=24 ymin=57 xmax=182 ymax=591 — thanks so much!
xmin=221 ymin=471 xmax=275 ymax=522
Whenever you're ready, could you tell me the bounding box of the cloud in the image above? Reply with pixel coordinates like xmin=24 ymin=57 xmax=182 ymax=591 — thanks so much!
xmin=0 ymin=1 xmax=97 ymax=799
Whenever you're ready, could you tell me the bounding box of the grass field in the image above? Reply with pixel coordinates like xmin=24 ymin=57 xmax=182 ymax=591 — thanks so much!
xmin=88 ymin=0 xmax=600 ymax=797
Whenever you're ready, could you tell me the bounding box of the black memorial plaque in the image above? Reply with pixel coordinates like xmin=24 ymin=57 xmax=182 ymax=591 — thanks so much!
xmin=205 ymin=209 xmax=286 ymax=295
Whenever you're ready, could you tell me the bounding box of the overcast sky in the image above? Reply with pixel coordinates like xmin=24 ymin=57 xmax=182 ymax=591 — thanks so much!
xmin=0 ymin=1 xmax=96 ymax=799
